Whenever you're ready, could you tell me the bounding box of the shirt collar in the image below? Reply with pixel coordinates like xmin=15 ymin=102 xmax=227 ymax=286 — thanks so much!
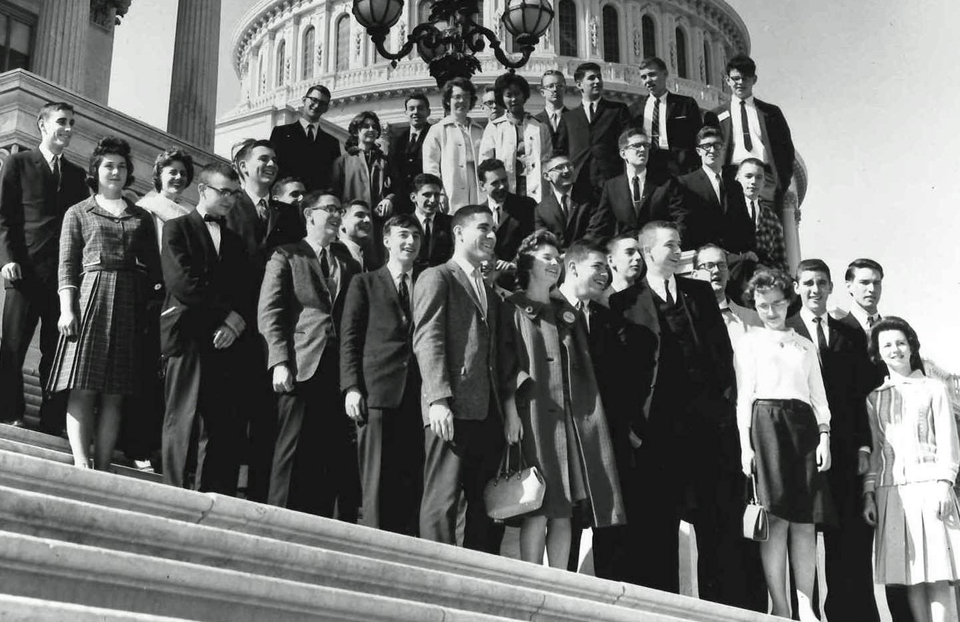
xmin=558 ymin=283 xmax=586 ymax=310
xmin=245 ymin=188 xmax=269 ymax=207
xmin=552 ymin=187 xmax=570 ymax=205
xmin=702 ymin=164 xmax=722 ymax=180
xmin=650 ymin=91 xmax=669 ymax=102
xmin=800 ymin=306 xmax=828 ymax=325
xmin=718 ymin=297 xmax=731 ymax=311
xmin=732 ymin=94 xmax=756 ymax=107
xmin=340 ymin=236 xmax=362 ymax=255
xmin=38 ymin=143 xmax=58 ymax=167
xmin=848 ymin=303 xmax=878 ymax=330
xmin=299 ymin=118 xmax=317 ymax=134
xmin=387 ymin=262 xmax=412 ymax=284
xmin=453 ymin=255 xmax=480 ymax=280
xmin=306 ymin=238 xmax=330 ymax=260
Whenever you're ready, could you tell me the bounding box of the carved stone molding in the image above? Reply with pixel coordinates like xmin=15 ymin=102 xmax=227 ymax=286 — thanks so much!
xmin=90 ymin=0 xmax=132 ymax=28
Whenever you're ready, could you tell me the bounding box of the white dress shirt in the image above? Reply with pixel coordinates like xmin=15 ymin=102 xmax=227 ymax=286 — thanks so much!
xmin=559 ymin=285 xmax=590 ymax=331
xmin=298 ymin=118 xmax=316 ymax=140
xmin=387 ymin=263 xmax=414 ymax=299
xmin=244 ymin=188 xmax=270 ymax=219
xmin=339 ymin=237 xmax=365 ymax=269
xmin=702 ymin=164 xmax=724 ymax=204
xmin=453 ymin=255 xmax=486 ymax=313
xmin=643 ymin=93 xmax=670 ymax=149
xmin=487 ymin=198 xmax=504 ymax=228
xmin=800 ymin=307 xmax=830 ymax=347
xmin=730 ymin=95 xmax=768 ymax=165
xmin=38 ymin=143 xmax=60 ymax=172
xmin=195 ymin=205 xmax=222 ymax=254
xmin=306 ymin=239 xmax=340 ymax=298
xmin=627 ymin=169 xmax=646 ymax=203
xmin=848 ymin=304 xmax=881 ymax=335
xmin=648 ymin=274 xmax=677 ymax=304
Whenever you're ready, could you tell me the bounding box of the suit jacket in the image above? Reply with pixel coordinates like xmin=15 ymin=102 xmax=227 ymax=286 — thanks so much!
xmin=534 ymin=189 xmax=593 ymax=249
xmin=0 ymin=149 xmax=87 ymax=285
xmin=415 ymin=212 xmax=454 ymax=269
xmin=159 ymin=210 xmax=253 ymax=358
xmin=555 ymin=99 xmax=631 ymax=200
xmin=704 ymin=98 xmax=795 ymax=201
xmin=412 ymin=258 xmax=501 ymax=424
xmin=675 ymin=168 xmax=754 ymax=253
xmin=586 ymin=170 xmax=683 ymax=239
xmin=388 ymin=125 xmax=431 ymax=212
xmin=269 ymin=121 xmax=341 ymax=191
xmin=331 ymin=149 xmax=397 ymax=208
xmin=225 ymin=193 xmax=306 ymax=290
xmin=494 ymin=193 xmax=536 ymax=262
xmin=786 ymin=314 xmax=873 ymax=461
xmin=257 ymin=239 xmax=355 ymax=382
xmin=628 ymin=92 xmax=703 ymax=176
xmin=837 ymin=311 xmax=887 ymax=390
xmin=533 ymin=107 xmax=566 ymax=146
xmin=609 ymin=276 xmax=734 ymax=438
xmin=340 ymin=266 xmax=418 ymax=409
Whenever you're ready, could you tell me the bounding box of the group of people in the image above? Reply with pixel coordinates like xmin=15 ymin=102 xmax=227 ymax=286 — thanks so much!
xmin=0 ymin=50 xmax=958 ymax=622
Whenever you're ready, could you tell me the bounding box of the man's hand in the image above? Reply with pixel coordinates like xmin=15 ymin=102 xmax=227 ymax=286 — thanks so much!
xmin=936 ymin=481 xmax=955 ymax=520
xmin=271 ymin=363 xmax=295 ymax=393
xmin=857 ymin=449 xmax=871 ymax=475
xmin=503 ymin=396 xmax=522 ymax=444
xmin=344 ymin=389 xmax=367 ymax=423
xmin=816 ymin=434 xmax=832 ymax=472
xmin=428 ymin=401 xmax=454 ymax=442
xmin=213 ymin=323 xmax=238 ymax=350
xmin=629 ymin=430 xmax=643 ymax=449
xmin=495 ymin=260 xmax=515 ymax=273
xmin=1 ymin=262 xmax=22 ymax=282
xmin=862 ymin=492 xmax=877 ymax=527
xmin=375 ymin=198 xmax=394 ymax=218
xmin=57 ymin=309 xmax=78 ymax=339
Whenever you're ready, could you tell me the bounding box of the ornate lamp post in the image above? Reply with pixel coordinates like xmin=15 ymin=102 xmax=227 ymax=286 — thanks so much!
xmin=352 ymin=0 xmax=554 ymax=86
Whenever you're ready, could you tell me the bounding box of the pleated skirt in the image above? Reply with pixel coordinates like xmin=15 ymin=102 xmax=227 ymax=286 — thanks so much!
xmin=876 ymin=482 xmax=960 ymax=585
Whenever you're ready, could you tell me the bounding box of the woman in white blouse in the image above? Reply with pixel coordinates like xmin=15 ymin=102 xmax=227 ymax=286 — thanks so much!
xmin=735 ymin=269 xmax=834 ymax=621
xmin=136 ymin=148 xmax=194 ymax=250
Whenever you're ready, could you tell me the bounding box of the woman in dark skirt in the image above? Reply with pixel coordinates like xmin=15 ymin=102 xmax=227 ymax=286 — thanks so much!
xmin=500 ymin=230 xmax=625 ymax=568
xmin=50 ymin=137 xmax=162 ymax=470
xmin=734 ymin=269 xmax=834 ymax=621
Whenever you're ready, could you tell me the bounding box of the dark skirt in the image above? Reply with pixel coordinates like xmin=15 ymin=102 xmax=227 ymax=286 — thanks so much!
xmin=750 ymin=399 xmax=836 ymax=525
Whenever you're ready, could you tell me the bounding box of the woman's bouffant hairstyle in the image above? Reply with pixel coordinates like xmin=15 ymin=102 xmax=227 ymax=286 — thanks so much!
xmin=493 ymin=72 xmax=530 ymax=108
xmin=86 ymin=136 xmax=135 ymax=192
xmin=868 ymin=316 xmax=925 ymax=374
xmin=345 ymin=111 xmax=382 ymax=154
xmin=152 ymin=147 xmax=195 ymax=192
xmin=514 ymin=228 xmax=561 ymax=291
xmin=440 ymin=77 xmax=478 ymax=115
xmin=744 ymin=268 xmax=797 ymax=305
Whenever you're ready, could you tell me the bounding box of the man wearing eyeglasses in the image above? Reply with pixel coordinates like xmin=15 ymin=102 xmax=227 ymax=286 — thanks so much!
xmin=480 ymin=87 xmax=504 ymax=122
xmin=532 ymin=70 xmax=567 ymax=145
xmin=534 ymin=154 xmax=593 ymax=249
xmin=269 ymin=85 xmax=342 ymax=192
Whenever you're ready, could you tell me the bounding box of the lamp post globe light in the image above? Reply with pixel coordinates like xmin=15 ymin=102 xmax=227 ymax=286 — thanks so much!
xmin=353 ymin=0 xmax=554 ymax=86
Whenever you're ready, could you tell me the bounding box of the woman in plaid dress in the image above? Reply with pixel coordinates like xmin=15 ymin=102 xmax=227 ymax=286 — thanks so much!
xmin=49 ymin=137 xmax=162 ymax=469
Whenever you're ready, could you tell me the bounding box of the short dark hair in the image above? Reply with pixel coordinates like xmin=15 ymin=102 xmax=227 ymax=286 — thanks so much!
xmin=305 ymin=85 xmax=331 ymax=99
xmin=198 ymin=161 xmax=239 ymax=186
xmin=37 ymin=101 xmax=74 ymax=127
xmin=638 ymin=220 xmax=680 ymax=249
xmin=738 ymin=157 xmax=765 ymax=171
xmin=404 ymin=92 xmax=430 ymax=109
xmin=383 ymin=213 xmax=424 ymax=237
xmin=540 ymin=70 xmax=566 ymax=86
xmin=477 ymin=158 xmax=506 ymax=182
xmin=565 ymin=239 xmax=607 ymax=267
xmin=235 ymin=138 xmax=274 ymax=163
xmin=412 ymin=173 xmax=443 ymax=193
xmin=607 ymin=231 xmax=639 ymax=254
xmin=301 ymin=189 xmax=342 ymax=214
xmin=796 ymin=258 xmax=832 ymax=282
xmin=692 ymin=243 xmax=726 ymax=268
xmin=696 ymin=126 xmax=724 ymax=145
xmin=344 ymin=199 xmax=370 ymax=214
xmin=725 ymin=54 xmax=757 ymax=78
xmin=86 ymin=136 xmax=135 ymax=192
xmin=493 ymin=72 xmax=530 ymax=108
xmin=515 ymin=229 xmax=561 ymax=290
xmin=573 ymin=62 xmax=602 ymax=83
xmin=451 ymin=203 xmax=492 ymax=231
xmin=638 ymin=57 xmax=668 ymax=73
xmin=868 ymin=316 xmax=925 ymax=373
xmin=271 ymin=176 xmax=305 ymax=195
xmin=745 ymin=268 xmax=797 ymax=305
xmin=618 ymin=127 xmax=647 ymax=151
xmin=151 ymin=147 xmax=195 ymax=192
xmin=844 ymin=258 xmax=884 ymax=282
xmin=441 ymin=77 xmax=478 ymax=114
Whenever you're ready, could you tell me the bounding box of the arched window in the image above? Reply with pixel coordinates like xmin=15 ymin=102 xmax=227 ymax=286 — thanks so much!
xmin=675 ymin=27 xmax=688 ymax=78
xmin=475 ymin=0 xmax=483 ymax=24
xmin=641 ymin=15 xmax=656 ymax=58
xmin=557 ymin=0 xmax=577 ymax=57
xmin=336 ymin=15 xmax=350 ymax=71
xmin=276 ymin=40 xmax=286 ymax=86
xmin=257 ymin=55 xmax=265 ymax=95
xmin=301 ymin=26 xmax=315 ymax=80
xmin=702 ymin=39 xmax=711 ymax=85
xmin=601 ymin=5 xmax=619 ymax=62
xmin=418 ymin=0 xmax=431 ymax=23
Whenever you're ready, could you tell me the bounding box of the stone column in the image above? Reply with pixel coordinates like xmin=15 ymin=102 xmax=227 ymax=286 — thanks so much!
xmin=781 ymin=190 xmax=802 ymax=274
xmin=33 ymin=0 xmax=91 ymax=92
xmin=167 ymin=0 xmax=222 ymax=150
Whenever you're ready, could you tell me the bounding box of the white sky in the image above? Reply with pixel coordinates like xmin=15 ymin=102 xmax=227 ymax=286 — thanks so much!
xmin=109 ymin=0 xmax=960 ymax=370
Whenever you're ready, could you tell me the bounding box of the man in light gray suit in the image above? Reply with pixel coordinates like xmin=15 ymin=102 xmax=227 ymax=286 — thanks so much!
xmin=412 ymin=203 xmax=504 ymax=554
xmin=258 ymin=190 xmax=358 ymax=519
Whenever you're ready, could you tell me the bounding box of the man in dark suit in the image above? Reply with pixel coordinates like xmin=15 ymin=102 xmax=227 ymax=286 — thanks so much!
xmin=675 ymin=127 xmax=755 ymax=255
xmin=628 ymin=57 xmax=703 ymax=177
xmin=555 ymin=62 xmax=631 ymax=202
xmin=338 ymin=199 xmax=377 ymax=272
xmin=840 ymin=258 xmax=885 ymax=335
xmin=787 ymin=259 xmax=880 ymax=622
xmin=258 ymin=191 xmax=359 ymax=519
xmin=268 ymin=85 xmax=341 ymax=191
xmin=586 ymin=128 xmax=683 ymax=239
xmin=704 ymin=55 xmax=795 ymax=212
xmin=341 ymin=214 xmax=424 ymax=535
xmin=533 ymin=70 xmax=567 ymax=145
xmin=410 ymin=173 xmax=453 ymax=269
xmin=412 ymin=204 xmax=504 ymax=554
xmin=477 ymin=158 xmax=535 ymax=266
xmin=534 ymin=155 xmax=593 ymax=249
xmin=605 ymin=221 xmax=735 ymax=595
xmin=0 ymin=101 xmax=87 ymax=432
xmin=160 ymin=162 xmax=254 ymax=494
xmin=388 ymin=93 xmax=432 ymax=215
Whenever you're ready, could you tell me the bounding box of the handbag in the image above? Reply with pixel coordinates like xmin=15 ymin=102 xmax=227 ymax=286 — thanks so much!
xmin=742 ymin=473 xmax=769 ymax=541
xmin=483 ymin=444 xmax=545 ymax=521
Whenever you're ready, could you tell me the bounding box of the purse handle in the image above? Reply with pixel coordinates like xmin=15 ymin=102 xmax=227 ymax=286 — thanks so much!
xmin=748 ymin=472 xmax=760 ymax=505
xmin=499 ymin=443 xmax=529 ymax=478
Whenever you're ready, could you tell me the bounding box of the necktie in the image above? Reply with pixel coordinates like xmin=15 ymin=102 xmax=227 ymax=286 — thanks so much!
xmin=472 ymin=268 xmax=487 ymax=313
xmin=664 ymin=279 xmax=675 ymax=306
xmin=551 ymin=112 xmax=559 ymax=131
xmin=202 ymin=214 xmax=226 ymax=225
xmin=52 ymin=155 xmax=61 ymax=191
xmin=750 ymin=200 xmax=758 ymax=225
xmin=307 ymin=124 xmax=315 ymax=142
xmin=651 ymin=97 xmax=661 ymax=146
xmin=715 ymin=173 xmax=725 ymax=205
xmin=578 ymin=301 xmax=590 ymax=333
xmin=814 ymin=316 xmax=828 ymax=352
xmin=423 ymin=218 xmax=432 ymax=248
xmin=319 ymin=248 xmax=330 ymax=278
xmin=398 ymin=273 xmax=410 ymax=318
xmin=256 ymin=199 xmax=268 ymax=222
xmin=739 ymin=100 xmax=753 ymax=151
xmin=868 ymin=315 xmax=879 ymax=328
xmin=560 ymin=194 xmax=569 ymax=218
xmin=632 ymin=175 xmax=643 ymax=216
xmin=589 ymin=102 xmax=596 ymax=123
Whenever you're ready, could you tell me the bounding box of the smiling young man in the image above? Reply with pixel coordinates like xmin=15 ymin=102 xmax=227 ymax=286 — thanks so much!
xmin=388 ymin=93 xmax=432 ymax=214
xmin=269 ymin=85 xmax=341 ymax=191
xmin=338 ymin=199 xmax=375 ymax=272
xmin=533 ymin=70 xmax=567 ymax=143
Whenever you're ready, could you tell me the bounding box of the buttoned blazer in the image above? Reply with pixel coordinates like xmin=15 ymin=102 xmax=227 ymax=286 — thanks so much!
xmin=628 ymin=93 xmax=704 ymax=176
xmin=412 ymin=258 xmax=501 ymax=424
xmin=331 ymin=149 xmax=397 ymax=208
xmin=340 ymin=265 xmax=418 ymax=408
xmin=225 ymin=193 xmax=306 ymax=283
xmin=269 ymin=121 xmax=341 ymax=191
xmin=494 ymin=193 xmax=536 ymax=262
xmin=534 ymin=189 xmax=593 ymax=249
xmin=159 ymin=209 xmax=253 ymax=358
xmin=586 ymin=170 xmax=683 ymax=239
xmin=675 ymin=168 xmax=754 ymax=253
xmin=415 ymin=212 xmax=454 ymax=269
xmin=0 ymin=149 xmax=87 ymax=284
xmin=478 ymin=114 xmax=553 ymax=202
xmin=257 ymin=239 xmax=355 ymax=383
xmin=388 ymin=124 xmax=431 ymax=205
xmin=555 ymin=99 xmax=631 ymax=198
xmin=422 ymin=115 xmax=486 ymax=213
xmin=704 ymin=98 xmax=795 ymax=200
xmin=533 ymin=108 xmax=566 ymax=146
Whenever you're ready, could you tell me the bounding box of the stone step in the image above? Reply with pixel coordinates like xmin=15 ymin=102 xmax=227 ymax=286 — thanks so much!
xmin=0 ymin=594 xmax=200 ymax=622
xmin=0 ymin=450 xmax=773 ymax=622
xmin=0 ymin=437 xmax=160 ymax=483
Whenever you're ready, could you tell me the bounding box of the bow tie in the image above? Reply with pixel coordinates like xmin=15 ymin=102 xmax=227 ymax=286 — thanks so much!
xmin=202 ymin=214 xmax=226 ymax=225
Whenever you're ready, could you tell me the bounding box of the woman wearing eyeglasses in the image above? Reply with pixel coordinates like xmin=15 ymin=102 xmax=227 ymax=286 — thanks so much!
xmin=735 ymin=269 xmax=835 ymax=621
